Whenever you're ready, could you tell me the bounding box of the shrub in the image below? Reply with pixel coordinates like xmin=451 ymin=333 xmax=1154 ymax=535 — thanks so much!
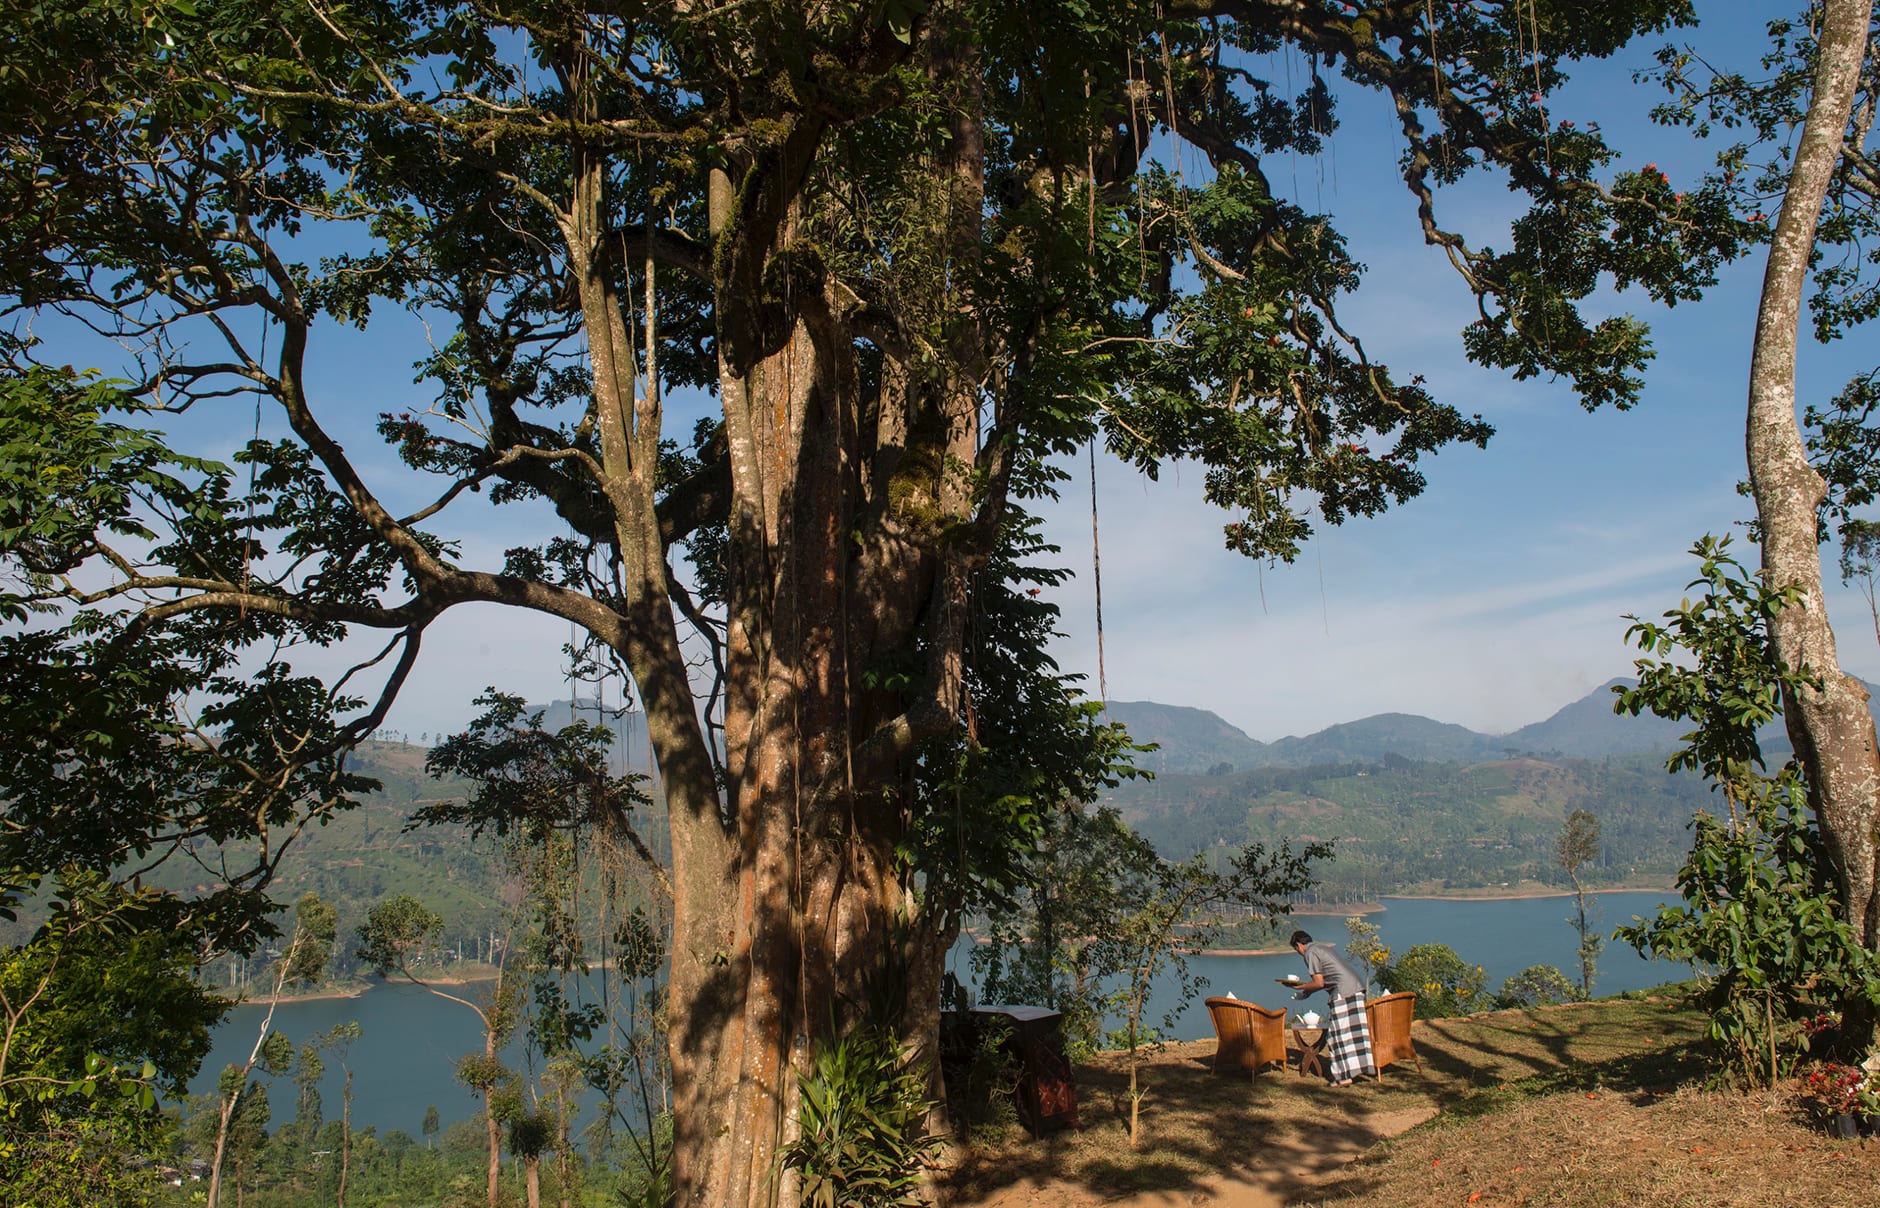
xmin=1616 ymin=538 xmax=1880 ymax=1086
xmin=1343 ymin=917 xmax=1391 ymax=994
xmin=1496 ymin=965 xmax=1575 ymax=1009
xmin=782 ymin=1028 xmax=940 ymax=1208
xmin=1617 ymin=772 xmax=1880 ymax=1086
xmin=939 ymin=1017 xmax=1020 ymax=1142
xmin=604 ymin=1111 xmax=673 ymax=1208
xmin=1804 ymin=1055 xmax=1880 ymax=1120
xmin=1378 ymin=943 xmax=1486 ymax=1018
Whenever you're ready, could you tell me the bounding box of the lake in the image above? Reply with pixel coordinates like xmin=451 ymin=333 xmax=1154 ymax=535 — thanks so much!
xmin=186 ymin=979 xmax=557 ymax=1139
xmin=188 ymin=890 xmax=1690 ymax=1134
xmin=1159 ymin=891 xmax=1690 ymax=1023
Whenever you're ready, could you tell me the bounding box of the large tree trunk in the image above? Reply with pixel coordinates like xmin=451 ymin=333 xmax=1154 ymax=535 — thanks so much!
xmin=669 ymin=138 xmax=984 ymax=1206
xmin=551 ymin=18 xmax=983 ymax=1205
xmin=1745 ymin=0 xmax=1880 ymax=1014
xmin=552 ymin=83 xmax=744 ymax=1203
xmin=709 ymin=284 xmax=930 ymax=1208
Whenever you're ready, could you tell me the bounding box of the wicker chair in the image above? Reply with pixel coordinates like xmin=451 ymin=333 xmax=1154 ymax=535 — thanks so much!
xmin=1204 ymin=997 xmax=1287 ymax=1079
xmin=1364 ymin=991 xmax=1421 ymax=1076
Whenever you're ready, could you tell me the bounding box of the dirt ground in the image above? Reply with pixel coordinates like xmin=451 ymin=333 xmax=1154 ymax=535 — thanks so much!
xmin=942 ymin=999 xmax=1880 ymax=1207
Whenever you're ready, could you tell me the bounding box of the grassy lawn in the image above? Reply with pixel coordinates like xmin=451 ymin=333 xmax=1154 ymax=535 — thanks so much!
xmin=945 ymin=993 xmax=1879 ymax=1206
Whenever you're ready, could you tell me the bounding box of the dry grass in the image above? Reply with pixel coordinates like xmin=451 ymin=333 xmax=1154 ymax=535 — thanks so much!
xmin=944 ymin=995 xmax=1880 ymax=1207
xmin=1307 ymin=1079 xmax=1877 ymax=1208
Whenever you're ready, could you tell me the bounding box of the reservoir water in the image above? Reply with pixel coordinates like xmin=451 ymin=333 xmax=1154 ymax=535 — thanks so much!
xmin=189 ymin=890 xmax=1689 ymax=1134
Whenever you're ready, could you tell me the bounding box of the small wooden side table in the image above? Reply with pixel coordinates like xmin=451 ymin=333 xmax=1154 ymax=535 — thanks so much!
xmin=1291 ymin=1027 xmax=1327 ymax=1079
xmin=940 ymin=1005 xmax=1079 ymax=1134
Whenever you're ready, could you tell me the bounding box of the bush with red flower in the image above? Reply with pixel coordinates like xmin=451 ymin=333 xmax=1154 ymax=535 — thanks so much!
xmin=1805 ymin=1052 xmax=1880 ymax=1119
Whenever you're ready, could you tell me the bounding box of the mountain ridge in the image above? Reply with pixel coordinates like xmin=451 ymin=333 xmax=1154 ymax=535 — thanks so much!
xmin=1106 ymin=677 xmax=1880 ymax=775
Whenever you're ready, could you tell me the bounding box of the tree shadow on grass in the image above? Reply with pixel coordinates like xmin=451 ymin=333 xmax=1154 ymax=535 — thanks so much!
xmin=943 ymin=998 xmax=1712 ymax=1206
xmin=1404 ymin=995 xmax=1709 ymax=1101
xmin=945 ymin=1037 xmax=1431 ymax=1204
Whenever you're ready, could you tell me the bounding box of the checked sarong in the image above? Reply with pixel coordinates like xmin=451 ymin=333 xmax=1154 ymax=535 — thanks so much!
xmin=1325 ymin=991 xmax=1378 ymax=1084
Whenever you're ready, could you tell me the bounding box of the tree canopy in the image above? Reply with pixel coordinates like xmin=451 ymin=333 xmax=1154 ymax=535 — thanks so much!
xmin=0 ymin=2 xmax=1752 ymax=1202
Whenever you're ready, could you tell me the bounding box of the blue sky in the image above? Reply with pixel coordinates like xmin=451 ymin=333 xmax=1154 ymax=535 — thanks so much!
xmin=301 ymin=3 xmax=1880 ymax=743
xmin=1029 ymin=1 xmax=1880 ymax=741
xmin=34 ymin=3 xmax=1876 ymax=747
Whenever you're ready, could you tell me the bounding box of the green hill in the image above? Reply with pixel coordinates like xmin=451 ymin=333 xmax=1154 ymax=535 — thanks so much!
xmin=1265 ymin=712 xmax=1504 ymax=765
xmin=1105 ymin=748 xmax=1718 ymax=902
xmin=108 ymin=678 xmax=1834 ymax=961
xmin=132 ymin=742 xmax=511 ymax=983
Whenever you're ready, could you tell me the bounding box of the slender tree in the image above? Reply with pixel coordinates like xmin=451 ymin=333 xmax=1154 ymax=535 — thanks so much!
xmin=1343 ymin=917 xmax=1391 ymax=996
xmin=208 ymin=893 xmax=335 ymax=1208
xmin=1834 ymin=520 xmax=1880 ymax=648
xmin=1557 ymin=808 xmax=1603 ymax=998
xmin=1703 ymin=0 xmax=1880 ymax=1038
xmin=979 ymin=806 xmax=1323 ymax=1145
xmin=507 ymin=1111 xmax=555 ymax=1208
xmin=290 ymin=1040 xmax=324 ymax=1151
xmin=420 ymin=691 xmax=674 ymax=1192
xmin=357 ymin=896 xmax=520 ymax=1208
xmin=311 ymin=1022 xmax=365 ymax=1208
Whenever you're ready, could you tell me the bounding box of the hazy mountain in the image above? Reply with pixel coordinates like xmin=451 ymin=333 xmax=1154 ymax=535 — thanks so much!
xmin=1498 ymin=676 xmax=1880 ymax=759
xmin=536 ymin=697 xmax=655 ymax=774
xmin=1499 ymin=678 xmax=1691 ymax=758
xmin=1103 ymin=700 xmax=1269 ymax=775
xmin=1105 ymin=690 xmax=1615 ymax=774
xmin=1103 ymin=676 xmax=1880 ymax=773
xmin=1265 ymin=713 xmax=1501 ymax=766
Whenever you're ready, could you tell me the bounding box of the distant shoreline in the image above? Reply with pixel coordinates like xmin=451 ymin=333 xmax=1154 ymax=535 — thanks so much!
xmin=213 ymin=982 xmax=369 ymax=1005
xmin=1383 ymin=884 xmax=1676 ymax=903
xmin=214 ymin=968 xmax=503 ymax=1007
xmin=1203 ymin=885 xmax=1678 ymax=956
xmin=217 ymin=888 xmax=1684 ymax=998
xmin=1292 ymin=901 xmax=1384 ymax=918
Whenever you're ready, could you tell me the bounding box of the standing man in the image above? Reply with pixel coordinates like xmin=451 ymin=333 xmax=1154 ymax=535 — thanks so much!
xmin=1289 ymin=930 xmax=1378 ymax=1086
